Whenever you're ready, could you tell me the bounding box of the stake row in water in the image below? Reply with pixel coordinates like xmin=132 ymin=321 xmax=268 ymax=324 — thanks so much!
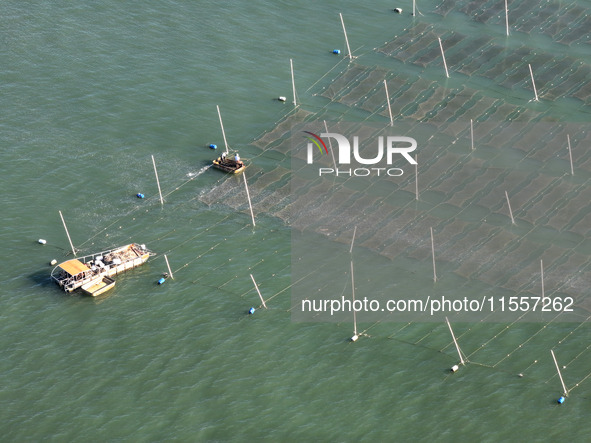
xmin=446 ymin=318 xmax=570 ymax=402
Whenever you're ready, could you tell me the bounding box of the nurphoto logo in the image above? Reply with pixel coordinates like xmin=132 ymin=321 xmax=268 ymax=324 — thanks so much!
xmin=302 ymin=131 xmax=417 ymax=177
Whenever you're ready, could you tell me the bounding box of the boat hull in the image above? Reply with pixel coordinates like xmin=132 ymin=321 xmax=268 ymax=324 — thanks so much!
xmin=81 ymin=276 xmax=116 ymax=297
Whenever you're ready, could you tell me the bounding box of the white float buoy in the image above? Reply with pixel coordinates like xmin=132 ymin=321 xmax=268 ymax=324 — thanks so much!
xmin=451 ymin=364 xmax=460 ymax=372
xmin=50 ymin=259 xmax=57 ymax=266
xmin=394 ymin=8 xmax=403 ymax=13
xmin=38 ymin=239 xmax=47 ymax=245
xmin=351 ymin=334 xmax=359 ymax=342
xmin=278 ymin=96 xmax=286 ymax=102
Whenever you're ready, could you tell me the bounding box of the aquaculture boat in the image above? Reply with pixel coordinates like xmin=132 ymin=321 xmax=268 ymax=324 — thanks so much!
xmin=212 ymin=153 xmax=246 ymax=174
xmin=50 ymin=243 xmax=154 ymax=294
xmin=212 ymin=105 xmax=246 ymax=174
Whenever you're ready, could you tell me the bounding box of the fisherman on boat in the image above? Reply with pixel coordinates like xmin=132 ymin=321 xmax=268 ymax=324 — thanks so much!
xmin=234 ymin=153 xmax=243 ymax=167
xmin=211 ymin=151 xmax=245 ymax=174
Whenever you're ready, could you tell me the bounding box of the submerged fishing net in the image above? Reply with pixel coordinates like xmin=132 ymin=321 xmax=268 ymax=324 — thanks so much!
xmin=150 ymin=1 xmax=591 ymax=394
xmin=289 ymin=121 xmax=590 ymax=324
xmin=197 ymin=0 xmax=591 ymax=326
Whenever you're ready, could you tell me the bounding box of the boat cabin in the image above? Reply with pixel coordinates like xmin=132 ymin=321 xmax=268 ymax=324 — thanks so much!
xmin=54 ymin=259 xmax=94 ymax=292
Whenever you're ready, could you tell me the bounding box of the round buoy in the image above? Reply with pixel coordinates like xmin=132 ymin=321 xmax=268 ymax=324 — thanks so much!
xmin=38 ymin=239 xmax=47 ymax=245
xmin=451 ymin=364 xmax=460 ymax=373
xmin=278 ymin=96 xmax=287 ymax=102
xmin=50 ymin=259 xmax=57 ymax=266
xmin=157 ymin=277 xmax=166 ymax=285
xmin=394 ymin=7 xmax=403 ymax=13
xmin=209 ymin=144 xmax=217 ymax=150
xmin=136 ymin=193 xmax=145 ymax=199
xmin=332 ymin=49 xmax=341 ymax=54
xmin=248 ymin=307 xmax=255 ymax=315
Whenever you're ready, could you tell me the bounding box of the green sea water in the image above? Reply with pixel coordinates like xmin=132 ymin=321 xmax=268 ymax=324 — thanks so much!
xmin=1 ymin=1 xmax=591 ymax=441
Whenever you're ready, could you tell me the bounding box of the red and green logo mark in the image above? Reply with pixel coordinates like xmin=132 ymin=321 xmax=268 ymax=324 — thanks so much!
xmin=303 ymin=131 xmax=328 ymax=155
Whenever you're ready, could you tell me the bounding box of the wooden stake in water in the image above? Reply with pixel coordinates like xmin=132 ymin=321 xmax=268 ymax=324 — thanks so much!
xmin=541 ymin=259 xmax=545 ymax=299
xmin=567 ymin=134 xmax=574 ymax=175
xmin=504 ymin=0 xmax=510 ymax=36
xmin=415 ymin=154 xmax=419 ymax=200
xmin=384 ymin=79 xmax=394 ymax=126
xmin=446 ymin=317 xmax=465 ymax=367
xmin=529 ymin=64 xmax=539 ymax=101
xmin=323 ymin=120 xmax=337 ymax=170
xmin=59 ymin=210 xmax=76 ymax=256
xmin=290 ymin=58 xmax=297 ymax=107
xmin=430 ymin=227 xmax=437 ymax=282
xmin=505 ymin=190 xmax=515 ymax=225
xmin=250 ymin=274 xmax=267 ymax=309
xmin=350 ymin=225 xmax=357 ymax=253
xmin=243 ymin=172 xmax=255 ymax=227
xmin=551 ymin=349 xmax=569 ymax=396
xmin=470 ymin=119 xmax=474 ymax=150
xmin=164 ymin=254 xmax=174 ymax=279
xmin=438 ymin=37 xmax=450 ymax=78
xmin=216 ymin=105 xmax=229 ymax=155
xmin=151 ymin=155 xmax=164 ymax=205
xmin=339 ymin=13 xmax=353 ymax=60
xmin=350 ymin=260 xmax=358 ymax=342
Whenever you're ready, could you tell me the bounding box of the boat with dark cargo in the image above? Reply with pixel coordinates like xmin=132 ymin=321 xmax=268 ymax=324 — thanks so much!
xmin=50 ymin=243 xmax=154 ymax=294
xmin=212 ymin=153 xmax=245 ymax=174
xmin=212 ymin=105 xmax=246 ymax=174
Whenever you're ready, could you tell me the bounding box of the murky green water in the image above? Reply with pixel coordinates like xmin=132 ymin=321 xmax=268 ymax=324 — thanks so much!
xmin=1 ymin=1 xmax=590 ymax=441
